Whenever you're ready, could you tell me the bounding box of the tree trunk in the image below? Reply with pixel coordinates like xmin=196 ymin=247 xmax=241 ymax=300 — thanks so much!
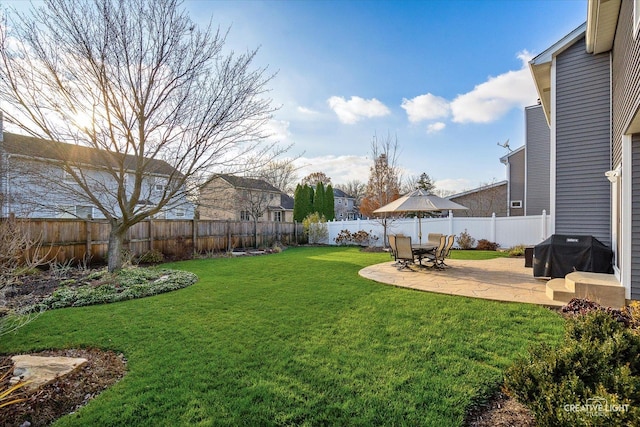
xmin=107 ymin=227 xmax=127 ymax=272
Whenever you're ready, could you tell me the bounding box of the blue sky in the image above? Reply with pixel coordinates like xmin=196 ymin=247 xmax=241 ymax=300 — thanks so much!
xmin=186 ymin=0 xmax=586 ymax=193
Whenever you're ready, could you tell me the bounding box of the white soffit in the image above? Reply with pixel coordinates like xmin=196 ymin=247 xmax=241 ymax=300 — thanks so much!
xmin=586 ymin=0 xmax=621 ymax=54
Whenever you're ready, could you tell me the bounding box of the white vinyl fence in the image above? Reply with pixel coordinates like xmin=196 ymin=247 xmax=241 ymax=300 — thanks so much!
xmin=323 ymin=211 xmax=551 ymax=249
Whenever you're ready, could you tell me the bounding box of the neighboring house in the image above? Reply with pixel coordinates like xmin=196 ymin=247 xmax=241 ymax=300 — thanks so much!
xmin=447 ymin=181 xmax=508 ymax=217
xmin=523 ymin=103 xmax=551 ymax=216
xmin=500 ymin=146 xmax=525 ymax=216
xmin=333 ymin=188 xmax=360 ymax=220
xmin=199 ymin=174 xmax=293 ymax=222
xmin=0 ymin=130 xmax=194 ymax=219
xmin=529 ymin=0 xmax=640 ymax=300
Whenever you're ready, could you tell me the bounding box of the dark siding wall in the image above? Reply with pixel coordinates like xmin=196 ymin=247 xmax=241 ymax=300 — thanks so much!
xmin=632 ymin=135 xmax=640 ymax=300
xmin=525 ymin=105 xmax=551 ymax=215
xmin=612 ymin=0 xmax=640 ymax=166
xmin=555 ymin=37 xmax=611 ymax=245
xmin=612 ymin=1 xmax=640 ymax=300
xmin=508 ymin=149 xmax=525 ymax=216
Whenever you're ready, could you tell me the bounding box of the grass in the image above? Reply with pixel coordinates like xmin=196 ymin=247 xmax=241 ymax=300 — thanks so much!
xmin=0 ymin=246 xmax=563 ymax=426
xmin=449 ymin=249 xmax=511 ymax=260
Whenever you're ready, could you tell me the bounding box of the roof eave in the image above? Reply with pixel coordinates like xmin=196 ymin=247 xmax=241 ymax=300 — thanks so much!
xmin=586 ymin=0 xmax=621 ymax=54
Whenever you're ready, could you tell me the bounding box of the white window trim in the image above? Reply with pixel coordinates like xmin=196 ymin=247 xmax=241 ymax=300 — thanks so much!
xmin=510 ymin=200 xmax=523 ymax=208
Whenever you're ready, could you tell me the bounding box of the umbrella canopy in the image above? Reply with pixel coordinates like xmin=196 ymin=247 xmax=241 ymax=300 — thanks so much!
xmin=374 ymin=189 xmax=468 ymax=245
xmin=374 ymin=189 xmax=468 ymax=214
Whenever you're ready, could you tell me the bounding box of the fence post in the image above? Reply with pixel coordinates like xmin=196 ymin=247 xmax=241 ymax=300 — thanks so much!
xmin=448 ymin=210 xmax=454 ymax=236
xmin=541 ymin=209 xmax=547 ymax=240
xmin=85 ymin=219 xmax=92 ymax=260
xmin=192 ymin=217 xmax=198 ymax=255
xmin=490 ymin=213 xmax=496 ymax=243
xmin=226 ymin=220 xmax=231 ymax=252
xmin=148 ymin=219 xmax=154 ymax=253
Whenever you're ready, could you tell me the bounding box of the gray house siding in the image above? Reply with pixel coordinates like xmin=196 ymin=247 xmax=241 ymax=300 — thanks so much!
xmin=508 ymin=149 xmax=525 ymax=216
xmin=525 ymin=104 xmax=550 ymax=215
xmin=632 ymin=135 xmax=640 ymax=300
xmin=555 ymin=37 xmax=611 ymax=246
xmin=612 ymin=0 xmax=640 ymax=167
xmin=611 ymin=0 xmax=640 ymax=299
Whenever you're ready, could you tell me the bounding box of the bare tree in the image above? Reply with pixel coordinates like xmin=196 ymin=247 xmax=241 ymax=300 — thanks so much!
xmin=254 ymin=158 xmax=301 ymax=195
xmin=335 ymin=179 xmax=366 ymax=209
xmin=301 ymin=171 xmax=332 ymax=187
xmin=360 ymin=133 xmax=402 ymax=246
xmin=360 ymin=133 xmax=401 ymax=218
xmin=0 ymin=0 xmax=279 ymax=271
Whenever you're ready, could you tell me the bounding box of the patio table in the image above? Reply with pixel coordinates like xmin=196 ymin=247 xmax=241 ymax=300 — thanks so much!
xmin=412 ymin=243 xmax=437 ymax=267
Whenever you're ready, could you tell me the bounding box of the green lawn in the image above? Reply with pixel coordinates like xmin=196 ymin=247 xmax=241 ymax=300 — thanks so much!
xmin=1 ymin=247 xmax=563 ymax=426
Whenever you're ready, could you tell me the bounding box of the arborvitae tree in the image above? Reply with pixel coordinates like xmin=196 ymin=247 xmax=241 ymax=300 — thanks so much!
xmin=305 ymin=185 xmax=315 ymax=219
xmin=313 ymin=182 xmax=325 ymax=216
xmin=324 ymin=184 xmax=335 ymax=220
xmin=293 ymin=184 xmax=304 ymax=222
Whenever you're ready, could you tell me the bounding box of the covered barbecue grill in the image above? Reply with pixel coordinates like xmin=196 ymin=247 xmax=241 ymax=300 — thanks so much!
xmin=533 ymin=234 xmax=613 ymax=278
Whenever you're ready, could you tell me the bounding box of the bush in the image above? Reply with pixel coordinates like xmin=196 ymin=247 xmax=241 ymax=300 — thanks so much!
xmin=136 ymin=249 xmax=165 ymax=264
xmin=456 ymin=229 xmax=476 ymax=250
xmin=334 ymin=229 xmax=379 ymax=246
xmin=302 ymin=212 xmax=328 ymax=244
xmin=38 ymin=268 xmax=198 ymax=310
xmin=476 ymin=239 xmax=499 ymax=251
xmin=505 ymin=310 xmax=640 ymax=426
xmin=508 ymin=245 xmax=526 ymax=257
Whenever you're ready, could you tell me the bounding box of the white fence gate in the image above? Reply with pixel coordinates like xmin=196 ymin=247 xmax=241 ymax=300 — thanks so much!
xmin=323 ymin=211 xmax=551 ymax=249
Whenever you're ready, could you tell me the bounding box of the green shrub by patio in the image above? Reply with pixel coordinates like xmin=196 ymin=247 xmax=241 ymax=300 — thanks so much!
xmin=505 ymin=310 xmax=640 ymax=426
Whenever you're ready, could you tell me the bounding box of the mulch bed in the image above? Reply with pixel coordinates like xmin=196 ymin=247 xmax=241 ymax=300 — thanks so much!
xmin=0 ymin=348 xmax=127 ymax=427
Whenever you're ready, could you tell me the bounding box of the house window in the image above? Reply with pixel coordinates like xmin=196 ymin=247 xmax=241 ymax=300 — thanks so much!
xmin=62 ymin=168 xmax=78 ymax=185
xmin=76 ymin=205 xmax=93 ymax=219
xmin=635 ymin=0 xmax=640 ymax=37
xmin=273 ymin=211 xmax=282 ymax=222
xmin=175 ymin=208 xmax=185 ymax=217
xmin=338 ymin=199 xmax=342 ymax=205
xmin=57 ymin=205 xmax=74 ymax=218
xmin=240 ymin=210 xmax=251 ymax=221
xmin=511 ymin=200 xmax=523 ymax=208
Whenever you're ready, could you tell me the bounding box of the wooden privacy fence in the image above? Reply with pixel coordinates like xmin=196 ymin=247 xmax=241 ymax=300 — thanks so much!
xmin=11 ymin=218 xmax=305 ymax=264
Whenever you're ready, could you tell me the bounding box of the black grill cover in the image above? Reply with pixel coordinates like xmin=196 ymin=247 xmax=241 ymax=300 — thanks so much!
xmin=533 ymin=234 xmax=613 ymax=278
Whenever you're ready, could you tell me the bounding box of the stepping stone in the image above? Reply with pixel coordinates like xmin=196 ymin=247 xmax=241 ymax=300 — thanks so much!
xmin=10 ymin=355 xmax=88 ymax=391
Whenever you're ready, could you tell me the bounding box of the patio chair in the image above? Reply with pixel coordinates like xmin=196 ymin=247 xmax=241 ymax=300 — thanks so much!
xmin=424 ymin=235 xmax=447 ymax=269
xmin=388 ymin=234 xmax=399 ymax=265
xmin=427 ymin=233 xmax=443 ymax=246
xmin=435 ymin=235 xmax=456 ymax=268
xmin=394 ymin=235 xmax=416 ymax=271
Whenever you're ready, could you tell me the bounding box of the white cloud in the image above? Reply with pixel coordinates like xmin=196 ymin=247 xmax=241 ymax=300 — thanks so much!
xmin=293 ymin=155 xmax=371 ymax=184
xmin=427 ymin=122 xmax=446 ymax=134
xmin=263 ymin=119 xmax=291 ymax=142
xmin=450 ymin=51 xmax=537 ymax=123
xmin=434 ymin=178 xmax=475 ymax=195
xmin=327 ymin=96 xmax=391 ymax=124
xmin=297 ymin=106 xmax=319 ymax=115
xmin=401 ymin=93 xmax=450 ymax=123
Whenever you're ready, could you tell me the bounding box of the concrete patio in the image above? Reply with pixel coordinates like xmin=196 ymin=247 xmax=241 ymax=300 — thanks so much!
xmin=359 ymin=257 xmax=564 ymax=307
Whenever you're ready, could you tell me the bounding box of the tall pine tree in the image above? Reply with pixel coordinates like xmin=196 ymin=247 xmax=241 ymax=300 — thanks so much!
xmin=324 ymin=184 xmax=335 ymax=220
xmin=313 ymin=182 xmax=325 ymax=217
